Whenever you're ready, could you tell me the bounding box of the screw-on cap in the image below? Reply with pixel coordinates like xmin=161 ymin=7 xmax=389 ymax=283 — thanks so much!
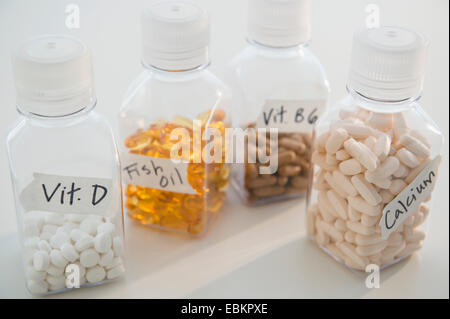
xmin=248 ymin=0 xmax=311 ymax=47
xmin=348 ymin=26 xmax=428 ymax=101
xmin=142 ymin=1 xmax=210 ymax=71
xmin=12 ymin=35 xmax=96 ymax=117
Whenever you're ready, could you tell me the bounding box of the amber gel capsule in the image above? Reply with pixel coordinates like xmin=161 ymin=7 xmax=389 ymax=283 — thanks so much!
xmin=119 ymin=1 xmax=231 ymax=236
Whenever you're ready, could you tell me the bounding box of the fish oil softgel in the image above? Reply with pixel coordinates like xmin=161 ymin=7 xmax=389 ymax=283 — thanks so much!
xmin=119 ymin=2 xmax=231 ymax=236
xmin=7 ymin=36 xmax=125 ymax=295
xmin=228 ymin=0 xmax=329 ymax=205
xmin=307 ymin=27 xmax=443 ymax=270
xmin=124 ymin=109 xmax=230 ymax=235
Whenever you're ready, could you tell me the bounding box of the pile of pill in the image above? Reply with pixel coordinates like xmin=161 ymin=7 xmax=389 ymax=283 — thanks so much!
xmin=125 ymin=109 xmax=230 ymax=235
xmin=307 ymin=108 xmax=432 ymax=270
xmin=244 ymin=123 xmax=312 ymax=203
xmin=23 ymin=211 xmax=124 ymax=294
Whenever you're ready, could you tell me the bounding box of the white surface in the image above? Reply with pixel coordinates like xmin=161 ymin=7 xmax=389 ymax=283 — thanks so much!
xmin=0 ymin=0 xmax=448 ymax=299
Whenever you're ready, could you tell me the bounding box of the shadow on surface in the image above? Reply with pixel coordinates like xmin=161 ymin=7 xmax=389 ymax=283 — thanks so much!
xmin=189 ymin=237 xmax=412 ymax=298
xmin=123 ymin=189 xmax=306 ymax=289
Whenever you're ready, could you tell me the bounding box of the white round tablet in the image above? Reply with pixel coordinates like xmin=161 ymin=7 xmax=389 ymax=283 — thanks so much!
xmin=86 ymin=266 xmax=106 ymax=283
xmin=38 ymin=240 xmax=52 ymax=253
xmin=50 ymin=249 xmax=69 ymax=268
xmin=97 ymin=222 xmax=115 ymax=235
xmin=60 ymin=243 xmax=79 ymax=262
xmin=75 ymin=235 xmax=94 ymax=252
xmin=94 ymin=232 xmax=112 ymax=254
xmin=46 ymin=265 xmax=64 ymax=277
xmin=27 ymin=280 xmax=49 ymax=295
xmin=99 ymin=250 xmax=114 ymax=267
xmin=33 ymin=250 xmax=50 ymax=271
xmin=80 ymin=249 xmax=99 ymax=268
xmin=50 ymin=232 xmax=70 ymax=249
xmin=70 ymin=228 xmax=87 ymax=242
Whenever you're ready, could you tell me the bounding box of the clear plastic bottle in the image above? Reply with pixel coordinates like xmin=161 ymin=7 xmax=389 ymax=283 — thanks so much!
xmin=6 ymin=35 xmax=125 ymax=295
xmin=119 ymin=1 xmax=231 ymax=236
xmin=228 ymin=0 xmax=330 ymax=205
xmin=307 ymin=26 xmax=444 ymax=271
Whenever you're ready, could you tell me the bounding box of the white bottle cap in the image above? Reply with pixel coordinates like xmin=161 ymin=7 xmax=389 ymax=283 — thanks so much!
xmin=348 ymin=26 xmax=428 ymax=101
xmin=142 ymin=1 xmax=210 ymax=71
xmin=12 ymin=35 xmax=96 ymax=117
xmin=248 ymin=0 xmax=311 ymax=47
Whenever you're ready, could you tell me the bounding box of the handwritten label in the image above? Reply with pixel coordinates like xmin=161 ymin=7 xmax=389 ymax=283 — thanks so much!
xmin=256 ymin=99 xmax=326 ymax=133
xmin=20 ymin=173 xmax=113 ymax=215
xmin=121 ymin=153 xmax=196 ymax=195
xmin=379 ymin=156 xmax=441 ymax=239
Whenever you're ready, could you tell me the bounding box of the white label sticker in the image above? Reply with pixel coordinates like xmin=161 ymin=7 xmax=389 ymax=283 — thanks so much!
xmin=121 ymin=153 xmax=197 ymax=195
xmin=256 ymin=99 xmax=327 ymax=133
xmin=20 ymin=173 xmax=113 ymax=215
xmin=379 ymin=156 xmax=441 ymax=239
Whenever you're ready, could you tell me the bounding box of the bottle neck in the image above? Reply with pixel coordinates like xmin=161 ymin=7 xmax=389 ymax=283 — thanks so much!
xmin=141 ymin=48 xmax=210 ymax=74
xmin=143 ymin=62 xmax=210 ymax=81
xmin=18 ymin=99 xmax=97 ymax=124
xmin=247 ymin=39 xmax=308 ymax=57
xmin=143 ymin=60 xmax=210 ymax=73
xmin=347 ymin=87 xmax=421 ymax=113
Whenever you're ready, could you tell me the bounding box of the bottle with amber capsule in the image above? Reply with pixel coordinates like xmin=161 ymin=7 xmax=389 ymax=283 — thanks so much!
xmin=119 ymin=1 xmax=231 ymax=236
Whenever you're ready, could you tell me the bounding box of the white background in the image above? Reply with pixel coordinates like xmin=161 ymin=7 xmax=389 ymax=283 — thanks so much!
xmin=0 ymin=0 xmax=448 ymax=298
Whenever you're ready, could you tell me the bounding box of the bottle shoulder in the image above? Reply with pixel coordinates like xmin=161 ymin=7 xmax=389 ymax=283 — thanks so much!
xmin=120 ymin=67 xmax=232 ymax=116
xmin=332 ymin=92 xmax=443 ymax=126
xmin=124 ymin=68 xmax=230 ymax=96
xmin=321 ymin=93 xmax=444 ymax=150
xmin=229 ymin=44 xmax=329 ymax=84
xmin=6 ymin=117 xmax=26 ymax=148
xmin=7 ymin=110 xmax=114 ymax=147
xmin=226 ymin=45 xmax=330 ymax=107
